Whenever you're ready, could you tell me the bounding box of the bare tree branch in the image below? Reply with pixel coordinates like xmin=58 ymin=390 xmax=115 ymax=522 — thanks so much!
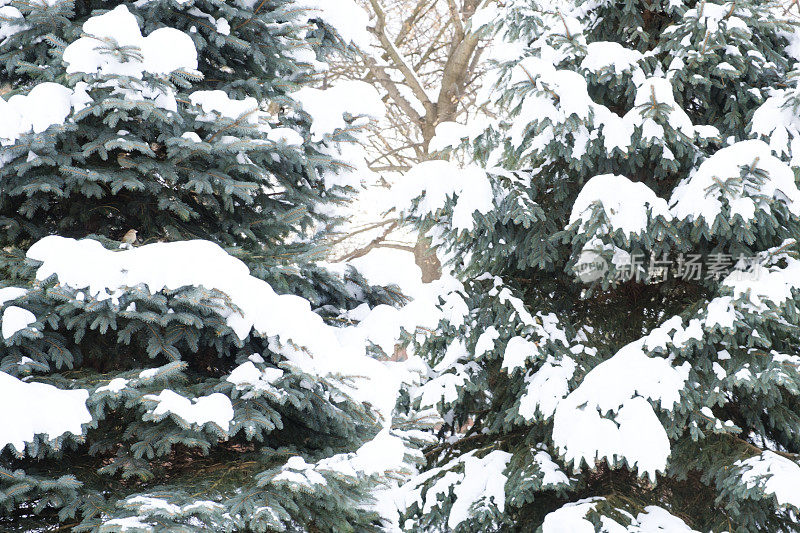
xmin=368 ymin=0 xmax=435 ymax=118
xmin=361 ymin=54 xmax=424 ymax=125
xmin=327 ymin=0 xmax=496 ymax=271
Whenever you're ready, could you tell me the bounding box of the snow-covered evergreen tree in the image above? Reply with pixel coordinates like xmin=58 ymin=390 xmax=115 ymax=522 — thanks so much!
xmin=397 ymin=1 xmax=800 ymax=531
xmin=0 ymin=1 xmax=431 ymax=531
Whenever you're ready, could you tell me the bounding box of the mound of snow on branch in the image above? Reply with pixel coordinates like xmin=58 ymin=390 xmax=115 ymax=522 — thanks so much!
xmin=0 ymin=82 xmax=90 ymax=145
xmin=63 ymin=5 xmax=198 ymax=77
xmin=670 ymin=140 xmax=800 ymax=224
xmin=737 ymin=451 xmax=800 ymax=509
xmin=569 ymin=174 xmax=671 ymax=236
xmin=553 ymin=333 xmax=690 ymax=480
xmin=541 ymin=499 xmax=699 ymax=533
xmin=293 ymin=0 xmax=373 ymax=49
xmin=0 ymin=372 xmax=92 ymax=454
xmin=294 ymin=80 xmax=385 ymax=141
xmin=394 ymin=160 xmax=494 ymax=232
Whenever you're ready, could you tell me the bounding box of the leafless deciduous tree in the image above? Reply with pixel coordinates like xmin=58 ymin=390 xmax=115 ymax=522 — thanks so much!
xmin=329 ymin=0 xmax=494 ymax=276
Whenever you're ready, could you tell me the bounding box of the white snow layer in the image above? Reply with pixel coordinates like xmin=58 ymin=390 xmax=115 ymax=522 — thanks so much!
xmin=502 ymin=336 xmax=540 ymax=372
xmin=548 ymin=247 xmax=800 ymax=482
xmin=101 ymin=517 xmax=153 ymax=531
xmin=99 ymin=495 xmax=223 ymax=530
xmin=541 ymin=499 xmax=605 ymax=533
xmin=507 ymin=56 xmax=718 ymax=158
xmin=122 ymin=495 xmax=222 ymax=516
xmin=500 ymin=311 xmax=570 ymax=374
xmin=751 ymin=88 xmax=800 ymax=167
xmin=722 ymin=248 xmax=800 ymax=315
xmin=534 ymin=449 xmax=570 ymax=487
xmin=0 ymin=288 xmax=32 ymax=339
xmin=189 ymin=90 xmax=258 ymax=122
xmin=394 ymin=160 xmax=494 ymax=231
xmin=0 ymin=5 xmax=26 ymax=42
xmin=0 ymin=82 xmax=90 ymax=146
xmin=569 ymin=140 xmax=800 ymax=240
xmin=569 ymin=174 xmax=671 ymax=236
xmin=580 ymin=41 xmax=643 ymax=74
xmin=187 ymin=89 xmax=306 ymax=147
xmin=1 ymin=5 xmax=199 ymax=146
xmin=553 ymin=335 xmax=690 ymax=480
xmin=0 ymin=287 xmax=27 ymax=306
xmin=428 ymin=121 xmax=485 ymax=152
xmin=2 ymin=305 xmax=35 ymax=339
xmin=448 ymin=451 xmax=511 ymax=529
xmin=518 ymin=355 xmax=576 ymax=420
xmin=227 ymin=361 xmax=283 ymax=388
xmin=293 ymin=0 xmax=373 ymax=49
xmin=0 ymin=371 xmax=91 ymax=453
xmin=270 ymin=429 xmax=407 ymax=493
xmin=541 ymin=499 xmax=698 ymax=533
xmin=737 ymin=451 xmax=800 ymax=509
xmin=628 ymin=77 xmax=705 ymax=144
xmin=96 ymin=377 xmax=129 ymax=394
xmin=25 ymin=236 xmax=449 ymax=507
xmin=294 ymin=80 xmax=385 ymax=141
xmin=670 ymin=140 xmax=800 ymax=224
xmin=144 ymin=390 xmax=235 ymax=431
xmin=26 ymin=237 xmax=407 ymax=402
xmin=402 ymin=450 xmax=511 ymax=530
xmin=63 ymin=5 xmax=198 ymax=77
